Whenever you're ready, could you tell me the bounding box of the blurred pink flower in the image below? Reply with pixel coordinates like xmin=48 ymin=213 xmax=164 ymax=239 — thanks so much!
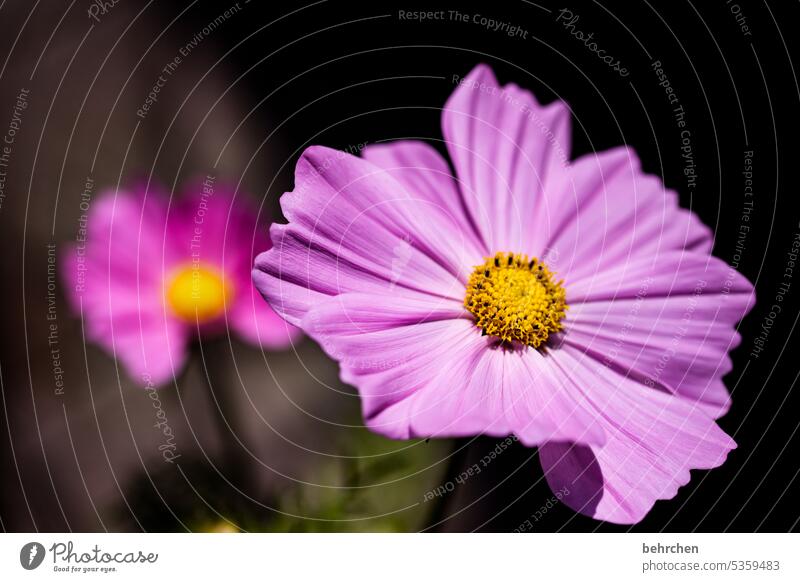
xmin=252 ymin=64 xmax=755 ymax=523
xmin=63 ymin=181 xmax=298 ymax=386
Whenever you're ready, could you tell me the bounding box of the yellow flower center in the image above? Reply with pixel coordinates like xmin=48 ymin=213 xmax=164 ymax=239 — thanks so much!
xmin=464 ymin=252 xmax=567 ymax=348
xmin=166 ymin=265 xmax=231 ymax=323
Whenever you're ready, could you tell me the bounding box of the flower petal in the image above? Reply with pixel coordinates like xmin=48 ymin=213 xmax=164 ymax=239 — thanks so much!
xmin=104 ymin=311 xmax=190 ymax=385
xmin=69 ymin=186 xmax=179 ymax=290
xmin=301 ymin=294 xmax=478 ymax=438
xmin=562 ymin=251 xmax=753 ymax=415
xmin=253 ymin=221 xmax=462 ymax=325
xmin=539 ymin=346 xmax=735 ymax=524
xmin=254 ymin=146 xmax=485 ymax=324
xmin=566 ymin=251 xmax=749 ymax=304
xmin=229 ymin=281 xmax=301 ymax=349
xmin=302 ymin=295 xmax=605 ymax=446
xmin=169 ymin=182 xmax=263 ymax=277
xmin=61 ymin=188 xmax=191 ymax=385
xmin=362 ymin=140 xmax=486 ymax=254
xmin=443 ymin=64 xmax=571 ymax=252
xmin=169 ymin=185 xmax=301 ymax=349
xmin=540 ymin=147 xmax=712 ymax=282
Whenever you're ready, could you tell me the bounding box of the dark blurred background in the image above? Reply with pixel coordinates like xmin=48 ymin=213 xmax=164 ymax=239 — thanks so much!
xmin=1 ymin=0 xmax=798 ymax=532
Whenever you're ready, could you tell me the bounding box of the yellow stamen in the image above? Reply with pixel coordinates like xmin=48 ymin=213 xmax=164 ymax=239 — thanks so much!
xmin=464 ymin=252 xmax=567 ymax=348
xmin=166 ymin=265 xmax=231 ymax=323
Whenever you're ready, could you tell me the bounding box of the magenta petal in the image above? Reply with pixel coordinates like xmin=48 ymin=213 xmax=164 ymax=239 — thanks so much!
xmin=539 ymin=347 xmax=735 ymax=524
xmin=443 ymin=64 xmax=571 ymax=253
xmin=282 ymin=146 xmax=484 ymax=279
xmin=105 ymin=311 xmax=190 ymax=385
xmin=253 ymin=221 xmax=464 ymax=326
xmin=229 ymin=281 xmax=301 ymax=349
xmin=302 ymin=295 xmax=605 ymax=446
xmin=254 ymin=146 xmax=485 ymax=324
xmin=541 ymin=147 xmax=713 ymax=282
xmin=61 ymin=189 xmax=190 ymax=384
xmin=168 ymin=185 xmax=300 ymax=349
xmin=362 ymin=140 xmax=486 ymax=255
xmin=566 ymin=302 xmax=742 ymax=417
xmin=563 ymin=251 xmax=753 ymax=415
xmin=566 ymin=251 xmax=752 ymax=304
xmin=169 ymin=183 xmax=267 ymax=278
xmin=74 ymin=188 xmax=179 ymax=289
xmin=433 ymin=346 xmax=606 ymax=447
xmin=62 ymin=273 xmax=190 ymax=387
xmin=64 ymin=257 xmax=189 ymax=385
xmin=301 ymin=294 xmax=478 ymax=438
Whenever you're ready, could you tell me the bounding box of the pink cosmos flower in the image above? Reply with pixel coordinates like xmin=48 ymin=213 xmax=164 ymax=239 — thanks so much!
xmin=63 ymin=181 xmax=298 ymax=386
xmin=252 ymin=65 xmax=755 ymax=523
